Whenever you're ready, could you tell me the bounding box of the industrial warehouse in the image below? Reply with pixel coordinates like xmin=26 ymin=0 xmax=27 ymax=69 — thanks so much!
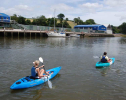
xmin=0 ymin=13 xmax=11 ymax=28
xmin=74 ymin=24 xmax=112 ymax=34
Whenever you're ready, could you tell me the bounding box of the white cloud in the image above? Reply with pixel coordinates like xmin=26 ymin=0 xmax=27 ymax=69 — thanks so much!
xmin=105 ymin=0 xmax=126 ymax=7
xmin=81 ymin=3 xmax=103 ymax=8
xmin=50 ymin=3 xmax=74 ymax=12
xmin=1 ymin=0 xmax=126 ymax=26
xmin=79 ymin=3 xmax=103 ymax=13
xmin=0 ymin=5 xmax=32 ymax=16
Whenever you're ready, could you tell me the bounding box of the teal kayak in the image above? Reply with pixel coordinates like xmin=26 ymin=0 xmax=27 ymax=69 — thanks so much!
xmin=10 ymin=66 xmax=61 ymax=90
xmin=96 ymin=58 xmax=115 ymax=68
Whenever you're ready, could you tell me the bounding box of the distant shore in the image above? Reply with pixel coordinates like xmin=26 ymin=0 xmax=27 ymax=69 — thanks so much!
xmin=114 ymin=34 xmax=126 ymax=37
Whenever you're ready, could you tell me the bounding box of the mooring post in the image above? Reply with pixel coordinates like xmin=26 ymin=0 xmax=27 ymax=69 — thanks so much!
xmin=4 ymin=27 xmax=6 ymax=37
xmin=11 ymin=32 xmax=13 ymax=37
xmin=18 ymin=31 xmax=19 ymax=38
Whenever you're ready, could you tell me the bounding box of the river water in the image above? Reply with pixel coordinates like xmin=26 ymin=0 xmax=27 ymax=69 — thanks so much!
xmin=0 ymin=36 xmax=126 ymax=100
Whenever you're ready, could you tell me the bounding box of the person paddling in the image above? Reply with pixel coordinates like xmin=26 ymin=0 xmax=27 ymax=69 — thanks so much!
xmin=31 ymin=60 xmax=49 ymax=78
xmin=100 ymin=52 xmax=112 ymax=63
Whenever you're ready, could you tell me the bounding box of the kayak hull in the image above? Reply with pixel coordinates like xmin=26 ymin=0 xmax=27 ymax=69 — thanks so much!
xmin=10 ymin=66 xmax=61 ymax=90
xmin=96 ymin=58 xmax=115 ymax=68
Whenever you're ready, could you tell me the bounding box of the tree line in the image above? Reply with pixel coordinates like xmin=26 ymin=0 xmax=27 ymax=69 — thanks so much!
xmin=111 ymin=23 xmax=126 ymax=34
xmin=11 ymin=13 xmax=96 ymax=28
xmin=11 ymin=13 xmax=126 ymax=33
xmin=11 ymin=14 xmax=71 ymax=28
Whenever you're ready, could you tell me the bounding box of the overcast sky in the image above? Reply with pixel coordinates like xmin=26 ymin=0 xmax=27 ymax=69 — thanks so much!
xmin=0 ymin=0 xmax=126 ymax=26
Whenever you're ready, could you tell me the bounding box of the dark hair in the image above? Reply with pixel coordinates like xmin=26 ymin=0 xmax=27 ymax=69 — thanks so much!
xmin=104 ymin=52 xmax=107 ymax=55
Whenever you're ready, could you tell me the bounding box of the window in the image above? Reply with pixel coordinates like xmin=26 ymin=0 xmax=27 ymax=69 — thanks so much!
xmin=80 ymin=27 xmax=83 ymax=29
xmin=84 ymin=27 xmax=88 ymax=29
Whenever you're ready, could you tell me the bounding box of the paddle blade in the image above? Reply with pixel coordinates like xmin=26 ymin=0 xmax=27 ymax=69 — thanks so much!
xmin=39 ymin=57 xmax=43 ymax=63
xmin=48 ymin=79 xmax=52 ymax=89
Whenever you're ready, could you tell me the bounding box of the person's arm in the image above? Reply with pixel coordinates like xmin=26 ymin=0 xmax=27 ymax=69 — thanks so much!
xmin=39 ymin=65 xmax=44 ymax=69
xmin=105 ymin=56 xmax=109 ymax=61
xmin=100 ymin=56 xmax=102 ymax=61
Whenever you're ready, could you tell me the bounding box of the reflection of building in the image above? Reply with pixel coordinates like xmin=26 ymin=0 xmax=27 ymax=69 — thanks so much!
xmin=0 ymin=13 xmax=11 ymax=28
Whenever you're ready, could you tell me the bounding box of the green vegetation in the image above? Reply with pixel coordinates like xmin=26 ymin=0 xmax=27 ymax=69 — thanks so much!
xmin=111 ymin=22 xmax=126 ymax=34
xmin=11 ymin=14 xmax=126 ymax=33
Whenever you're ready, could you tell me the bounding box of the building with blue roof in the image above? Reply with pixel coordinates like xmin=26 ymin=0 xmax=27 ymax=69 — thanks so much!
xmin=74 ymin=24 xmax=107 ymax=33
xmin=0 ymin=13 xmax=11 ymax=28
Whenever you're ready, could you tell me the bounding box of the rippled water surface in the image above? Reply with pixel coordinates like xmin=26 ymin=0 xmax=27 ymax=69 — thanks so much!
xmin=0 ymin=36 xmax=126 ymax=100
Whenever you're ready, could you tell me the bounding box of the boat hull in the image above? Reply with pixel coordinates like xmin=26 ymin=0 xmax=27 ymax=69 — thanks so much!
xmin=70 ymin=34 xmax=80 ymax=37
xmin=10 ymin=66 xmax=61 ymax=90
xmin=47 ymin=32 xmax=65 ymax=37
xmin=96 ymin=58 xmax=115 ymax=68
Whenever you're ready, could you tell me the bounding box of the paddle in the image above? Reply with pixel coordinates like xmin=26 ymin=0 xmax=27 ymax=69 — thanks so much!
xmin=39 ymin=57 xmax=52 ymax=89
xmin=93 ymin=56 xmax=100 ymax=58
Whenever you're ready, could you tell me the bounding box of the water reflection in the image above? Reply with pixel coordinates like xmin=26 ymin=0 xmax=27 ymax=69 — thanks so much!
xmin=119 ymin=37 xmax=126 ymax=44
xmin=0 ymin=37 xmax=126 ymax=100
xmin=96 ymin=67 xmax=111 ymax=76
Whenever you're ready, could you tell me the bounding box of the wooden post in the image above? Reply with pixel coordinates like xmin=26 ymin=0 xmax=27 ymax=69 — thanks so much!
xmin=11 ymin=32 xmax=13 ymax=37
xmin=30 ymin=32 xmax=31 ymax=39
xmin=4 ymin=28 xmax=6 ymax=37
xmin=18 ymin=32 xmax=19 ymax=38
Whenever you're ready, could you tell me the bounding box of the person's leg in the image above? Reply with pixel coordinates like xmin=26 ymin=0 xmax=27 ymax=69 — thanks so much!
xmin=39 ymin=69 xmax=45 ymax=76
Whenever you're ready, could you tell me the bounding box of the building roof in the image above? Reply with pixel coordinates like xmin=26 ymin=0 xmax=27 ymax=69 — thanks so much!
xmin=0 ymin=13 xmax=10 ymax=17
xmin=74 ymin=25 xmax=105 ymax=28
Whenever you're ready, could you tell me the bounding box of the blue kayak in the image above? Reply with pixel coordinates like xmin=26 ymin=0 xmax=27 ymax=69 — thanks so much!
xmin=10 ymin=66 xmax=61 ymax=90
xmin=96 ymin=58 xmax=115 ymax=68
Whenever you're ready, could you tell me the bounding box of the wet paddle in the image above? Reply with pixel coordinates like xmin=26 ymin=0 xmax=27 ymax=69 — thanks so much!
xmin=39 ymin=57 xmax=52 ymax=89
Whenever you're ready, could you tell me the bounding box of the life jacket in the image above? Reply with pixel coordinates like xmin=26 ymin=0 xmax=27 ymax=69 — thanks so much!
xmin=31 ymin=66 xmax=38 ymax=78
xmin=101 ymin=56 xmax=107 ymax=63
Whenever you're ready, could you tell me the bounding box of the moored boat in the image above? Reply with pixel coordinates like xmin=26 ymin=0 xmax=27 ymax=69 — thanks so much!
xmin=47 ymin=31 xmax=65 ymax=37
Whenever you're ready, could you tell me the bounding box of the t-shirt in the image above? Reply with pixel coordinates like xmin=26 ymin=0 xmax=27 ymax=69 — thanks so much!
xmin=100 ymin=55 xmax=109 ymax=60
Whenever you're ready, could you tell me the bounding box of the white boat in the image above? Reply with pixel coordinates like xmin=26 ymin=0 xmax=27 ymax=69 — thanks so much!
xmin=70 ymin=34 xmax=80 ymax=37
xmin=47 ymin=31 xmax=65 ymax=37
xmin=47 ymin=9 xmax=66 ymax=37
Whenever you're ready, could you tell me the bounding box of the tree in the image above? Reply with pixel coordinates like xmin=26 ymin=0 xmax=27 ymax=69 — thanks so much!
xmin=47 ymin=17 xmax=57 ymax=27
xmin=11 ymin=14 xmax=18 ymax=22
xmin=57 ymin=13 xmax=65 ymax=23
xmin=74 ymin=18 xmax=79 ymax=25
xmin=118 ymin=22 xmax=126 ymax=34
xmin=85 ymin=19 xmax=96 ymax=25
xmin=25 ymin=19 xmax=31 ymax=25
xmin=32 ymin=15 xmax=47 ymax=26
xmin=66 ymin=18 xmax=69 ymax=21
xmin=18 ymin=16 xmax=26 ymax=24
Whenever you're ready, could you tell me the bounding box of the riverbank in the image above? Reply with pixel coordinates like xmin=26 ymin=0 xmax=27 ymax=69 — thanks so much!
xmin=114 ymin=34 xmax=126 ymax=37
